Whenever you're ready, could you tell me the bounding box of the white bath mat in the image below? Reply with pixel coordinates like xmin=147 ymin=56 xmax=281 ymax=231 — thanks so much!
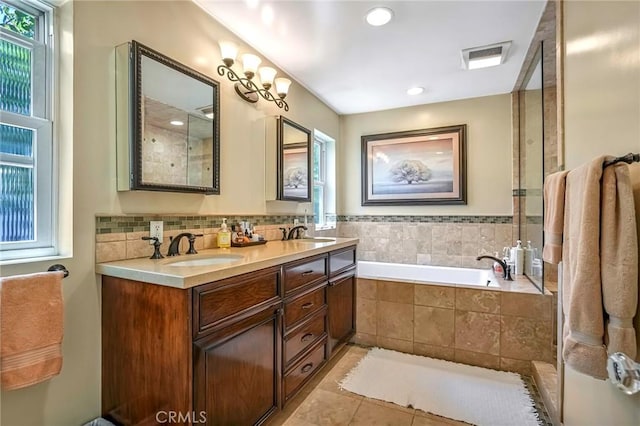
xmin=340 ymin=348 xmax=539 ymax=426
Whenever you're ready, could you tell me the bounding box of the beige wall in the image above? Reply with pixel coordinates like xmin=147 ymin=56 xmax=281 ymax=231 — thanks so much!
xmin=0 ymin=1 xmax=339 ymax=425
xmin=562 ymin=0 xmax=640 ymax=424
xmin=339 ymin=94 xmax=513 ymax=216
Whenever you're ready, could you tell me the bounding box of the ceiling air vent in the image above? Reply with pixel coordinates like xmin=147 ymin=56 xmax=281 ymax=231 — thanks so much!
xmin=461 ymin=41 xmax=512 ymax=70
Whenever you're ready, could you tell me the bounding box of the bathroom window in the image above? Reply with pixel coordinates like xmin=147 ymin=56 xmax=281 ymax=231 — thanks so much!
xmin=0 ymin=0 xmax=56 ymax=261
xmin=313 ymin=130 xmax=336 ymax=230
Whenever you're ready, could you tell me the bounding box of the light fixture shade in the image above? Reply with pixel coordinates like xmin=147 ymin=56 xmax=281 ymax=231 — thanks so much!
xmin=274 ymin=77 xmax=291 ymax=98
xmin=258 ymin=66 xmax=277 ymax=89
xmin=218 ymin=40 xmax=238 ymax=66
xmin=241 ymin=53 xmax=262 ymax=79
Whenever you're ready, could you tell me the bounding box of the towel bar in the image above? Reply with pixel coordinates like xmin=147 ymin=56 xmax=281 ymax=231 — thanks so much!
xmin=47 ymin=264 xmax=69 ymax=278
xmin=607 ymin=352 xmax=640 ymax=395
xmin=603 ymin=152 xmax=640 ymax=168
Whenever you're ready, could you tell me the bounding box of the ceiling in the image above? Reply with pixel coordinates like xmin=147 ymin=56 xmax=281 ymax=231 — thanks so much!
xmin=196 ymin=0 xmax=547 ymax=115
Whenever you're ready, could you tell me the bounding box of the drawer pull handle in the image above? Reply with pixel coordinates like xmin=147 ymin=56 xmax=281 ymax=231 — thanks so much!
xmin=301 ymin=302 xmax=314 ymax=310
xmin=301 ymin=363 xmax=314 ymax=373
xmin=301 ymin=333 xmax=314 ymax=342
xmin=301 ymin=270 xmax=315 ymax=276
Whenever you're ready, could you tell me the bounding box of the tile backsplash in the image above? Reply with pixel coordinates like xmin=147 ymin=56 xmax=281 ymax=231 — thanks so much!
xmin=335 ymin=215 xmax=514 ymax=268
xmin=96 ymin=214 xmax=515 ymax=267
xmin=95 ymin=214 xmax=311 ymax=263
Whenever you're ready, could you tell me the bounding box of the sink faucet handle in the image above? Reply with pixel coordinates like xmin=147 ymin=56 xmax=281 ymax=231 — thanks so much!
xmin=186 ymin=234 xmax=203 ymax=254
xmin=295 ymin=225 xmax=308 ymax=239
xmin=141 ymin=236 xmax=164 ymax=259
xmin=279 ymin=227 xmax=288 ymax=241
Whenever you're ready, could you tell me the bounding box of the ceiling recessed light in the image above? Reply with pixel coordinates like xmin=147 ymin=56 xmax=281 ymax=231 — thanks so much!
xmin=170 ymin=120 xmax=184 ymax=126
xmin=366 ymin=7 xmax=393 ymax=26
xmin=407 ymin=87 xmax=424 ymax=96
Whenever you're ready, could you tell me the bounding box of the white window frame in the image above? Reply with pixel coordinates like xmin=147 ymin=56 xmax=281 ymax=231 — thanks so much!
xmin=0 ymin=0 xmax=57 ymax=262
xmin=313 ymin=129 xmax=336 ymax=231
xmin=314 ymin=137 xmax=326 ymax=227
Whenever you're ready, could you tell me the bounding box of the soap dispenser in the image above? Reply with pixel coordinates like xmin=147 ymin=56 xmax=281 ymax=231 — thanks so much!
xmin=217 ymin=218 xmax=231 ymax=248
xmin=514 ymin=240 xmax=524 ymax=275
xmin=525 ymin=241 xmax=534 ymax=275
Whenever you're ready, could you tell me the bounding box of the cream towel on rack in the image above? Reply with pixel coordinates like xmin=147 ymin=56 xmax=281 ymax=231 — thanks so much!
xmin=562 ymin=156 xmax=608 ymax=379
xmin=543 ymin=170 xmax=570 ymax=264
xmin=627 ymin=163 xmax=640 ymax=359
xmin=601 ymin=164 xmax=638 ymax=360
xmin=0 ymin=271 xmax=64 ymax=390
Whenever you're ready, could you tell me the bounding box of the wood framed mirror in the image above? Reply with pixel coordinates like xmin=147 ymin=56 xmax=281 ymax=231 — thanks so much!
xmin=116 ymin=40 xmax=220 ymax=194
xmin=277 ymin=116 xmax=311 ymax=202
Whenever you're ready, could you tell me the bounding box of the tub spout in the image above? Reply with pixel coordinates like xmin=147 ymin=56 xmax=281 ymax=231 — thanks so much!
xmin=476 ymin=255 xmax=513 ymax=281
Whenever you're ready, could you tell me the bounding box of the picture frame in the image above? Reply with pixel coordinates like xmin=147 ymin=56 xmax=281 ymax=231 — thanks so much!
xmin=361 ymin=125 xmax=467 ymax=205
xmin=282 ymin=142 xmax=309 ymax=200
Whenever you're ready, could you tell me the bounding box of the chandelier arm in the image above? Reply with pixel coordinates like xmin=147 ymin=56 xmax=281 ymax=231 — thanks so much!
xmin=257 ymin=88 xmax=289 ymax=111
xmin=218 ymin=64 xmax=289 ymax=111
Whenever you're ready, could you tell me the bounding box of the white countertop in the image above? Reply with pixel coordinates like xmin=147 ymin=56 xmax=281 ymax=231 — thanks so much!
xmin=96 ymin=238 xmax=359 ymax=289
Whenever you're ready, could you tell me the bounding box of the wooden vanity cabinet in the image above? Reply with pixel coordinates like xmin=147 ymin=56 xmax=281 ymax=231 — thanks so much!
xmin=327 ymin=247 xmax=357 ymax=356
xmin=193 ymin=302 xmax=281 ymax=426
xmin=192 ymin=267 xmax=282 ymax=425
xmin=101 ymin=245 xmax=356 ymax=425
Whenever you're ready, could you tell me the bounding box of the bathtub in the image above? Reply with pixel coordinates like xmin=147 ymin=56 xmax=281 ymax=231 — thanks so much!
xmin=357 ymin=261 xmax=500 ymax=288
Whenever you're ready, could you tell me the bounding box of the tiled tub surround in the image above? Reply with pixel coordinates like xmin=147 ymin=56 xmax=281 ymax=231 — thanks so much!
xmin=355 ymin=277 xmax=554 ymax=376
xmin=95 ymin=215 xmax=314 ymax=263
xmin=336 ymin=216 xmax=514 ymax=268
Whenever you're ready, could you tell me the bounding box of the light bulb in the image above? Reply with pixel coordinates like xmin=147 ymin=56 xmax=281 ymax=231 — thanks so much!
xmin=241 ymin=54 xmax=261 ymax=79
xmin=218 ymin=40 xmax=238 ymax=67
xmin=258 ymin=67 xmax=277 ymax=90
xmin=274 ymin=78 xmax=291 ymax=99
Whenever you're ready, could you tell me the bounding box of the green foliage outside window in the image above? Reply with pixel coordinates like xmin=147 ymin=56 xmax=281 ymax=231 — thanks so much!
xmin=0 ymin=3 xmax=36 ymax=39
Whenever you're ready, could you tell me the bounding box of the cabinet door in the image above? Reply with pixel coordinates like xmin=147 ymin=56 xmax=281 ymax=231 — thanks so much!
xmin=194 ymin=304 xmax=281 ymax=426
xmin=327 ymin=270 xmax=356 ymax=356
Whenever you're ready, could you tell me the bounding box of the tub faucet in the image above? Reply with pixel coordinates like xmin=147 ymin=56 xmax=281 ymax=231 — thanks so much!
xmin=476 ymin=255 xmax=513 ymax=281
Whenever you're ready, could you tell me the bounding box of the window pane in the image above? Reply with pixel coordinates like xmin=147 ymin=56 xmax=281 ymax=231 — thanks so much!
xmin=313 ymin=185 xmax=322 ymax=225
xmin=0 ymin=164 xmax=34 ymax=242
xmin=0 ymin=3 xmax=36 ymax=39
xmin=313 ymin=141 xmax=320 ymax=181
xmin=0 ymin=39 xmax=32 ymax=115
xmin=0 ymin=123 xmax=33 ymax=156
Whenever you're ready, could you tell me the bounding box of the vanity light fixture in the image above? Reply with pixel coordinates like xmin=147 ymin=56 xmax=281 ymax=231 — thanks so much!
xmin=217 ymin=40 xmax=291 ymax=111
xmin=170 ymin=120 xmax=184 ymax=126
xmin=366 ymin=7 xmax=393 ymax=26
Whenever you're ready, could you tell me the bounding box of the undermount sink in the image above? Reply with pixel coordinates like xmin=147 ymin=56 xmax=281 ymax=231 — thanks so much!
xmin=291 ymin=237 xmax=336 ymax=243
xmin=166 ymin=254 xmax=244 ymax=267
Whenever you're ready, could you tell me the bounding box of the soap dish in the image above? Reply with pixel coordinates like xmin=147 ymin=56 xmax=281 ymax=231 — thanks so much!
xmin=231 ymin=240 xmax=267 ymax=248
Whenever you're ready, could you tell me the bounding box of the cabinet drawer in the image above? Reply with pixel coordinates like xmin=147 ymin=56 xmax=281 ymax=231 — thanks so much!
xmin=284 ymin=311 xmax=326 ymax=366
xmin=284 ymin=341 xmax=326 ymax=400
xmin=284 ymin=255 xmax=327 ymax=294
xmin=194 ymin=267 xmax=280 ymax=337
xmin=329 ymin=247 xmax=356 ymax=276
xmin=285 ymin=285 xmax=325 ymax=329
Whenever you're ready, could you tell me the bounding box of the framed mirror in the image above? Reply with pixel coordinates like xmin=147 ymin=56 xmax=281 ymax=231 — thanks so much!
xmin=277 ymin=116 xmax=311 ymax=201
xmin=518 ymin=44 xmax=544 ymax=292
xmin=116 ymin=40 xmax=220 ymax=194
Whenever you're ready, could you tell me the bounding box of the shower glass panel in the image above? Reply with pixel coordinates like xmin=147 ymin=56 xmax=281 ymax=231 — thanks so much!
xmin=518 ymin=45 xmax=544 ymax=293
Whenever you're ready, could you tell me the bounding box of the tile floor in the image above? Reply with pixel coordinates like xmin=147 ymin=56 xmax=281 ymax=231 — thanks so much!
xmin=269 ymin=344 xmax=551 ymax=426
